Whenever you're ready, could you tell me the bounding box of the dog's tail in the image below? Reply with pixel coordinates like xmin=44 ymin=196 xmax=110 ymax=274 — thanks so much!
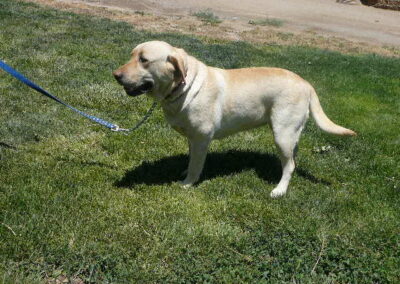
xmin=309 ymin=89 xmax=356 ymax=136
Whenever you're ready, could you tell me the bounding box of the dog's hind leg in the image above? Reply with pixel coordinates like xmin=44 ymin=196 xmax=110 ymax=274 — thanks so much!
xmin=270 ymin=107 xmax=308 ymax=198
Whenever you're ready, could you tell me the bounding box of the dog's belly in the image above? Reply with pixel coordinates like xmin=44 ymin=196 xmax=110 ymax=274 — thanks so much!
xmin=210 ymin=87 xmax=271 ymax=139
xmin=213 ymin=110 xmax=270 ymax=139
xmin=213 ymin=121 xmax=269 ymax=139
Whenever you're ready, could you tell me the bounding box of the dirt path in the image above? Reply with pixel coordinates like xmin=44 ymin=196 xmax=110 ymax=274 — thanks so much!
xmin=82 ymin=0 xmax=400 ymax=46
xmin=24 ymin=0 xmax=399 ymax=56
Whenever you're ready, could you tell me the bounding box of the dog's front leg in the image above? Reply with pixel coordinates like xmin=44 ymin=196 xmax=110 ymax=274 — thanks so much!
xmin=179 ymin=138 xmax=210 ymax=187
xmin=180 ymin=139 xmax=191 ymax=177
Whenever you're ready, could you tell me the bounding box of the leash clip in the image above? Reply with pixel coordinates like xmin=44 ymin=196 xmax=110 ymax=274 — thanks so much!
xmin=111 ymin=126 xmax=130 ymax=135
xmin=111 ymin=125 xmax=128 ymax=132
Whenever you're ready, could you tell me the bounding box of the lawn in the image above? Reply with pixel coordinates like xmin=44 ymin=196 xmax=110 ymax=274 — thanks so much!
xmin=0 ymin=0 xmax=399 ymax=283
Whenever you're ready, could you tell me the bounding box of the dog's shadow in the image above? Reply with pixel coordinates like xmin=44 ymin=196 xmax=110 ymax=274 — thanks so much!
xmin=115 ymin=150 xmax=330 ymax=188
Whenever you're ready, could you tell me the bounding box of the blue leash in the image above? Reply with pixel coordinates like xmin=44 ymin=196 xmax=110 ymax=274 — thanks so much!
xmin=0 ymin=60 xmax=156 ymax=132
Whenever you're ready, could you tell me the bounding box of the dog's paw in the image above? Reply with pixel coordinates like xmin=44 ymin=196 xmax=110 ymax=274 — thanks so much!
xmin=178 ymin=180 xmax=192 ymax=188
xmin=270 ymin=187 xmax=287 ymax=198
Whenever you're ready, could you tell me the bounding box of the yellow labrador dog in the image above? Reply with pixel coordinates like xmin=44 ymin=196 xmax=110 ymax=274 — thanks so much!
xmin=113 ymin=41 xmax=356 ymax=197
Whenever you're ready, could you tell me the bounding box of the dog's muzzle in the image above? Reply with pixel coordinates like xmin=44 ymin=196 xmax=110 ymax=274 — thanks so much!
xmin=113 ymin=70 xmax=154 ymax=96
xmin=123 ymin=81 xmax=154 ymax=97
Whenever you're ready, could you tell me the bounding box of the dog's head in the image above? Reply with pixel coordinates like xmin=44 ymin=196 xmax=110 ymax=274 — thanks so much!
xmin=113 ymin=41 xmax=187 ymax=99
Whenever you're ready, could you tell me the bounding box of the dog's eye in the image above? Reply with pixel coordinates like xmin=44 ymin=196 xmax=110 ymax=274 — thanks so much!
xmin=139 ymin=56 xmax=149 ymax=63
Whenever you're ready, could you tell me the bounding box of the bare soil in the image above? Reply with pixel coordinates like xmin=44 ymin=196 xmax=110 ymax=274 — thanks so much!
xmin=24 ymin=0 xmax=399 ymax=56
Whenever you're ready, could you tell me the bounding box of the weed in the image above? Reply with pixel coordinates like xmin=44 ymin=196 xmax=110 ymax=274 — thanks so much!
xmin=192 ymin=9 xmax=222 ymax=25
xmin=249 ymin=18 xmax=284 ymax=27
xmin=134 ymin=10 xmax=148 ymax=16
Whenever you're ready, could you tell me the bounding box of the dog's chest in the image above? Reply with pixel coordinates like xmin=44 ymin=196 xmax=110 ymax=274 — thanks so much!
xmin=164 ymin=105 xmax=213 ymax=138
xmin=165 ymin=111 xmax=190 ymax=137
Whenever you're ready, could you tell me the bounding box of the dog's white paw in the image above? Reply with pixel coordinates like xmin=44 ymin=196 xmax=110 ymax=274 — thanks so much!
xmin=178 ymin=180 xmax=192 ymax=188
xmin=270 ymin=187 xmax=287 ymax=198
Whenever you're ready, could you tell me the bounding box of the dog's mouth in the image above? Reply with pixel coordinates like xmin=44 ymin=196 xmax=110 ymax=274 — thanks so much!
xmin=124 ymin=81 xmax=154 ymax=97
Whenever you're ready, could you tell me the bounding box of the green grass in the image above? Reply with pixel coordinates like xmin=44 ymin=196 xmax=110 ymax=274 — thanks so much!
xmin=248 ymin=18 xmax=285 ymax=27
xmin=192 ymin=9 xmax=223 ymax=25
xmin=1 ymin=0 xmax=400 ymax=283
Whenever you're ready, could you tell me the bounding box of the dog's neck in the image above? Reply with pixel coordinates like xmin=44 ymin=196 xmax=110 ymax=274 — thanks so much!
xmin=160 ymin=56 xmax=207 ymax=114
xmin=163 ymin=80 xmax=186 ymax=103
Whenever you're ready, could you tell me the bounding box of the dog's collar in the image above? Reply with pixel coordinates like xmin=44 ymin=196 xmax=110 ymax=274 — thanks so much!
xmin=164 ymin=81 xmax=186 ymax=102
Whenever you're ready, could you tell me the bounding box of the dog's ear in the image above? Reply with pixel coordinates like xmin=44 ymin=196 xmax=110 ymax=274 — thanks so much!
xmin=168 ymin=48 xmax=187 ymax=84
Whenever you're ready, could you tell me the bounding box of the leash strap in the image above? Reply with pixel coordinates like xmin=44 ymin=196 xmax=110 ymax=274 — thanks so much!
xmin=0 ymin=60 xmax=155 ymax=132
xmin=116 ymin=101 xmax=158 ymax=133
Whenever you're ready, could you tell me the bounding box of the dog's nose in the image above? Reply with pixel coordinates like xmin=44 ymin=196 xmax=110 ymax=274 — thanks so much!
xmin=113 ymin=70 xmax=124 ymax=83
